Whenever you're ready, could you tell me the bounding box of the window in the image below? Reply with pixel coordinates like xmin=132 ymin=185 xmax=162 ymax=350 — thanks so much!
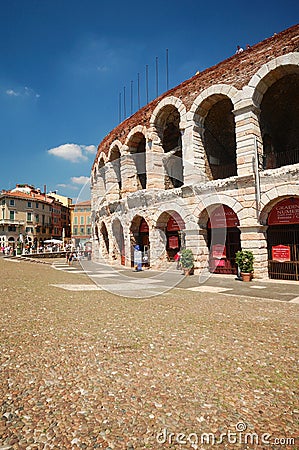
xmin=10 ymin=210 xmax=15 ymax=221
xmin=80 ymin=216 xmax=84 ymax=225
xmin=27 ymin=212 xmax=32 ymax=221
xmin=73 ymin=226 xmax=78 ymax=235
xmin=42 ymin=204 xmax=45 ymax=210
xmin=87 ymin=216 xmax=91 ymax=224
xmin=26 ymin=227 xmax=33 ymax=233
xmin=35 ymin=214 xmax=39 ymax=223
xmin=27 ymin=201 xmax=32 ymax=208
xmin=80 ymin=227 xmax=84 ymax=234
xmin=74 ymin=216 xmax=78 ymax=225
xmin=87 ymin=227 xmax=91 ymax=235
xmin=9 ymin=199 xmax=15 ymax=206
xmin=36 ymin=202 xmax=39 ymax=208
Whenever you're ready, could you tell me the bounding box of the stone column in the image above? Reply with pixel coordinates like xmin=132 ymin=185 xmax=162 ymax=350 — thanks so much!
xmin=196 ymin=228 xmax=210 ymax=275
xmin=121 ymin=149 xmax=138 ymax=195
xmin=239 ymin=225 xmax=268 ymax=279
xmin=105 ymin=162 xmax=120 ymax=203
xmin=149 ymin=226 xmax=167 ymax=269
xmin=183 ymin=115 xmax=207 ymax=185
xmin=233 ymin=103 xmax=262 ymax=177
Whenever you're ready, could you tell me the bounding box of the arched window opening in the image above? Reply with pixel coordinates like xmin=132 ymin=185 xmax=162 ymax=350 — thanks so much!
xmin=110 ymin=147 xmax=122 ymax=197
xmin=130 ymin=216 xmax=150 ymax=268
xmin=112 ymin=219 xmax=125 ymax=265
xmin=260 ymin=73 xmax=299 ymax=170
xmin=161 ymin=108 xmax=183 ymax=189
xmin=100 ymin=222 xmax=109 ymax=254
xmin=156 ymin=211 xmax=185 ymax=261
xmin=204 ymin=97 xmax=237 ymax=180
xmin=128 ymin=133 xmax=147 ymax=190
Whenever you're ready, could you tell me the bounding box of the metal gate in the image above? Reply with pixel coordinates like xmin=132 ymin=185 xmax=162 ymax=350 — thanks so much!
xmin=267 ymin=225 xmax=299 ymax=280
xmin=208 ymin=227 xmax=241 ymax=275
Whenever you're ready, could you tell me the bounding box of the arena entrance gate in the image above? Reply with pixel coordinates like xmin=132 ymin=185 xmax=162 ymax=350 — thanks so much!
xmin=208 ymin=205 xmax=241 ymax=275
xmin=267 ymin=197 xmax=299 ymax=280
xmin=166 ymin=214 xmax=185 ymax=261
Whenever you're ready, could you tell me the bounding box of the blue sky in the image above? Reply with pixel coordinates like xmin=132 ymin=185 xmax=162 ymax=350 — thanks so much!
xmin=0 ymin=0 xmax=298 ymax=201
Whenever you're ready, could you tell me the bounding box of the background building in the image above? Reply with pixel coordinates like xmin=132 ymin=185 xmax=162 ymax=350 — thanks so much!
xmin=70 ymin=200 xmax=92 ymax=250
xmin=91 ymin=25 xmax=299 ymax=280
xmin=0 ymin=184 xmax=71 ymax=253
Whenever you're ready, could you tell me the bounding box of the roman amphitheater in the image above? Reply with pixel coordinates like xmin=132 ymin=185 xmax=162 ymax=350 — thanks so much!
xmin=91 ymin=24 xmax=299 ymax=280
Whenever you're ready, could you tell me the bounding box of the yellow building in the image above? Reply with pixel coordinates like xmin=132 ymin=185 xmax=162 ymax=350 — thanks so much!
xmin=70 ymin=200 xmax=92 ymax=249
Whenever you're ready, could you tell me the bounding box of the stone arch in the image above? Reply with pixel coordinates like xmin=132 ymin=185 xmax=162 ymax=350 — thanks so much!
xmin=111 ymin=217 xmax=125 ymax=264
xmin=248 ymin=53 xmax=299 ymax=108
xmin=189 ymin=84 xmax=240 ymax=120
xmin=248 ymin=54 xmax=299 ymax=170
xmin=195 ymin=195 xmax=243 ymax=228
xmin=150 ymin=98 xmax=187 ymax=189
xmin=129 ymin=214 xmax=150 ymax=268
xmin=99 ymin=221 xmax=109 ymax=255
xmin=125 ymin=128 xmax=147 ymax=190
xmin=190 ymin=85 xmax=240 ymax=181
xmin=108 ymin=142 xmax=122 ymax=197
xmin=260 ymin=185 xmax=299 ymax=225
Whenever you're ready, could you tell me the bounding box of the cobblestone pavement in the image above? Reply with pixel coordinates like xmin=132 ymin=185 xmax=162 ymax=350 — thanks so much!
xmin=0 ymin=258 xmax=299 ymax=449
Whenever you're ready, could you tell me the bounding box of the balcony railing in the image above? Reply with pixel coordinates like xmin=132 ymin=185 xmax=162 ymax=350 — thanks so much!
xmin=0 ymin=219 xmax=25 ymax=226
xmin=263 ymin=148 xmax=299 ymax=170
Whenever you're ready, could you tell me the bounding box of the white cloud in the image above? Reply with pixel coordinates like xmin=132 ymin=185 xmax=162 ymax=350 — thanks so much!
xmin=6 ymin=86 xmax=40 ymax=98
xmin=6 ymin=89 xmax=19 ymax=96
xmin=83 ymin=145 xmax=97 ymax=154
xmin=48 ymin=143 xmax=96 ymax=163
xmin=71 ymin=176 xmax=90 ymax=185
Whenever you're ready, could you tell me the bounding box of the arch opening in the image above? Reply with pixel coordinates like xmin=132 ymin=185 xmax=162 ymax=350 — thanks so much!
xmin=203 ymin=97 xmax=237 ymax=180
xmin=266 ymin=197 xmax=299 ymax=280
xmin=158 ymin=106 xmax=183 ymax=189
xmin=207 ymin=205 xmax=240 ymax=274
xmin=112 ymin=219 xmax=125 ymax=265
xmin=260 ymin=73 xmax=299 ymax=170
xmin=130 ymin=216 xmax=150 ymax=269
xmin=156 ymin=211 xmax=185 ymax=261
xmin=128 ymin=133 xmax=147 ymax=190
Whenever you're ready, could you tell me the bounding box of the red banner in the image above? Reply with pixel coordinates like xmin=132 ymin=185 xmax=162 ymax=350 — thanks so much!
xmin=272 ymin=245 xmax=291 ymax=262
xmin=268 ymin=198 xmax=299 ymax=225
xmin=208 ymin=205 xmax=239 ymax=229
xmin=168 ymin=235 xmax=179 ymax=249
xmin=212 ymin=244 xmax=226 ymax=259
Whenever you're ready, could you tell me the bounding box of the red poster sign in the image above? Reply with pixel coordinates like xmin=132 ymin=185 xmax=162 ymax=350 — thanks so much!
xmin=268 ymin=198 xmax=299 ymax=225
xmin=208 ymin=205 xmax=239 ymax=229
xmin=168 ymin=235 xmax=179 ymax=249
xmin=272 ymin=245 xmax=291 ymax=262
xmin=212 ymin=244 xmax=226 ymax=259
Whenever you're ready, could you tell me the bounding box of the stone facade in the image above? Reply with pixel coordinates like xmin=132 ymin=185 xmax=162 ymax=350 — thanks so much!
xmin=91 ymin=25 xmax=299 ymax=279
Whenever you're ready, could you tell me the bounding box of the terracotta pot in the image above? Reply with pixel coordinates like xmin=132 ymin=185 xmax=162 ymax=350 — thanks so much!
xmin=183 ymin=267 xmax=194 ymax=276
xmin=241 ymin=272 xmax=252 ymax=282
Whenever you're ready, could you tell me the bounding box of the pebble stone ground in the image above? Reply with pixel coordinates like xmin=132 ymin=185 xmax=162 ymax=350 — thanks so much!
xmin=0 ymin=258 xmax=298 ymax=449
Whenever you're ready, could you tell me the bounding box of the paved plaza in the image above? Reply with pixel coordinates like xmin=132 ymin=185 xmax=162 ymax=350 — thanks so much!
xmin=0 ymin=257 xmax=298 ymax=449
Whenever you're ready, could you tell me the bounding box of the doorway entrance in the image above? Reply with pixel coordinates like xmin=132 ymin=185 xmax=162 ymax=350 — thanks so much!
xmin=267 ymin=197 xmax=299 ymax=280
xmin=208 ymin=205 xmax=241 ymax=274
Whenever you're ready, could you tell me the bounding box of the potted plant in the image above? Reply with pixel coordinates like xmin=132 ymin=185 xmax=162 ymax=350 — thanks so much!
xmin=180 ymin=248 xmax=194 ymax=275
xmin=235 ymin=250 xmax=254 ymax=281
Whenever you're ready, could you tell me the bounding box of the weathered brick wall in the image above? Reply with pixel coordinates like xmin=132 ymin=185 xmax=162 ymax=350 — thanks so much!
xmin=92 ymin=24 xmax=299 ymax=169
